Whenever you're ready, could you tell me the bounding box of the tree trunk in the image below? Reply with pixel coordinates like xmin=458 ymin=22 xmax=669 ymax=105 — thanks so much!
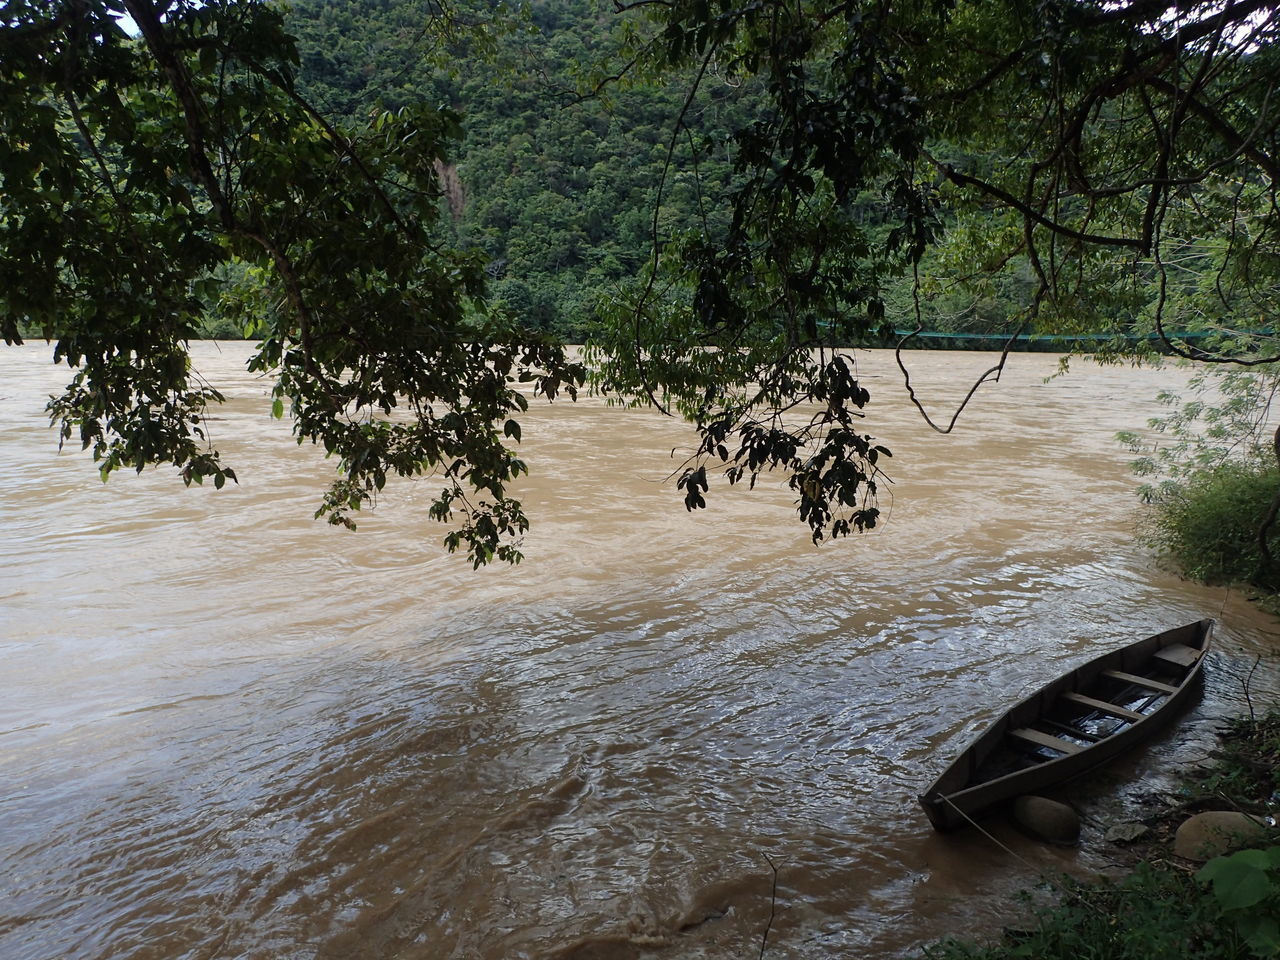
xmin=1256 ymin=425 xmax=1280 ymax=572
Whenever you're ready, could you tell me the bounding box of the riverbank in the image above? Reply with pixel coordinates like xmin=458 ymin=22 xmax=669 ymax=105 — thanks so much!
xmin=920 ymin=708 xmax=1280 ymax=959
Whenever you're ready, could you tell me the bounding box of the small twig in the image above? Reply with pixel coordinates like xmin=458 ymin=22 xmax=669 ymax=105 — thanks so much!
xmin=1157 ymin=857 xmax=1200 ymax=874
xmin=1244 ymin=653 xmax=1263 ymax=722
xmin=895 ymin=269 xmax=1039 ymax=434
xmin=759 ymin=853 xmax=780 ymax=959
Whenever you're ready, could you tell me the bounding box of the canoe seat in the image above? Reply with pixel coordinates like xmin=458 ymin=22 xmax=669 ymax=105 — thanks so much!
xmin=1060 ymin=691 xmax=1146 ymax=722
xmin=1042 ymin=718 xmax=1103 ymax=742
xmin=1009 ymin=727 xmax=1086 ymax=755
xmin=1101 ymin=669 xmax=1178 ymax=695
xmin=1152 ymin=643 xmax=1201 ymax=668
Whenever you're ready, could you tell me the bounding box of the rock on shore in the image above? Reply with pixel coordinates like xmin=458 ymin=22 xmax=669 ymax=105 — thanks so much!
xmin=1173 ymin=810 xmax=1270 ymax=861
xmin=1013 ymin=795 xmax=1081 ymax=846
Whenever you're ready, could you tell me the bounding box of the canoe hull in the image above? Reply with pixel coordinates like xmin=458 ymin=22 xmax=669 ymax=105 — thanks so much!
xmin=919 ymin=619 xmax=1213 ymax=831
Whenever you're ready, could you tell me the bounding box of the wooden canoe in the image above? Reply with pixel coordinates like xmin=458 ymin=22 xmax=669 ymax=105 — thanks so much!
xmin=919 ymin=618 xmax=1214 ymax=831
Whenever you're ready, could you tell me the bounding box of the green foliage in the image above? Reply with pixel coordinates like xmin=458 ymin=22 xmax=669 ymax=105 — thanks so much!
xmin=1193 ymin=711 xmax=1280 ymax=802
xmin=923 ymin=865 xmax=1246 ymax=960
xmin=1199 ymin=849 xmax=1280 ymax=957
xmin=1120 ymin=370 xmax=1280 ymax=503
xmin=1120 ymin=362 xmax=1280 ymax=593
xmin=7 ymin=0 xmax=1280 ymax=560
xmin=1178 ymin=710 xmax=1280 ymax=955
xmin=286 ymin=0 xmax=755 ymax=343
xmin=1135 ymin=458 xmax=1280 ymax=589
xmin=586 ymin=0 xmax=937 ymax=543
xmin=1 ymin=0 xmax=583 ymax=565
xmin=190 ymin=260 xmax=258 ymax=339
xmin=587 ymin=0 xmax=1280 ymax=542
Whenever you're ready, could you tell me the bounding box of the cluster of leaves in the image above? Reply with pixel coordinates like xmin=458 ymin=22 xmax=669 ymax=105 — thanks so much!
xmin=1 ymin=0 xmax=582 ymax=564
xmin=586 ymin=0 xmax=939 ymax=543
xmin=1126 ymin=452 xmax=1280 ymax=593
xmin=1199 ymin=847 xmax=1280 ymax=957
xmin=1120 ymin=365 xmax=1280 ymax=502
xmin=1191 ymin=717 xmax=1280 ymax=958
xmin=1190 ymin=712 xmax=1280 ymax=954
xmin=259 ymin=0 xmax=1280 ymax=556
xmin=8 ymin=0 xmax=1280 ymax=558
xmin=281 ymin=0 xmax=918 ymax=546
xmin=586 ymin=0 xmax=1280 ymax=543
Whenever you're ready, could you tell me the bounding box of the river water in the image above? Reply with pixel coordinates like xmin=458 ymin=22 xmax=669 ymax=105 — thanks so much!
xmin=3 ymin=343 xmax=1279 ymax=960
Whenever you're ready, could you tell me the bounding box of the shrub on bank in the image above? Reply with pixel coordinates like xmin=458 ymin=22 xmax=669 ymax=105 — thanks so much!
xmin=1120 ymin=361 xmax=1280 ymax=604
xmin=1138 ymin=458 xmax=1280 ymax=596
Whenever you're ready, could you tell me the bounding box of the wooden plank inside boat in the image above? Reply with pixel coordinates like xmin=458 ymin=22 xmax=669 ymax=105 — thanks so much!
xmin=1008 ymin=727 xmax=1086 ymax=754
xmin=1060 ymin=691 xmax=1146 ymax=722
xmin=1042 ymin=718 xmax=1102 ymax=742
xmin=1100 ymin=669 xmax=1177 ymax=694
xmin=1152 ymin=643 xmax=1201 ymax=668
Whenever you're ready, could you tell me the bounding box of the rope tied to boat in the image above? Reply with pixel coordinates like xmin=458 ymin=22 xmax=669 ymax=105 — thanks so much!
xmin=938 ymin=793 xmax=1112 ymax=919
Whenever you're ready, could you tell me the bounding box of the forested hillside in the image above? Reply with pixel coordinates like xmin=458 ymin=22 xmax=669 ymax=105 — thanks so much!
xmin=283 ymin=0 xmax=757 ymax=342
xmin=281 ymin=0 xmax=1131 ymax=348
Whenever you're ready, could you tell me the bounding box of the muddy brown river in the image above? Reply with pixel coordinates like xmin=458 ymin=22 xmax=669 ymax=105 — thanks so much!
xmin=3 ymin=343 xmax=1279 ymax=959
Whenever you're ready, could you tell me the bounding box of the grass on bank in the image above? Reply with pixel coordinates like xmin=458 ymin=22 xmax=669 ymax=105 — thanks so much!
xmin=921 ymin=711 xmax=1280 ymax=960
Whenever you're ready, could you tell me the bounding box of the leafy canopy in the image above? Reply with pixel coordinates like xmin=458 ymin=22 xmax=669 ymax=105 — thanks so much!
xmin=592 ymin=0 xmax=1280 ymax=543
xmin=4 ymin=0 xmax=1280 ymax=560
xmin=1 ymin=0 xmax=582 ymax=566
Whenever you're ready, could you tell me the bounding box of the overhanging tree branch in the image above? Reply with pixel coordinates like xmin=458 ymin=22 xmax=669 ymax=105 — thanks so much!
xmin=934 ymin=162 xmax=1147 ymax=250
